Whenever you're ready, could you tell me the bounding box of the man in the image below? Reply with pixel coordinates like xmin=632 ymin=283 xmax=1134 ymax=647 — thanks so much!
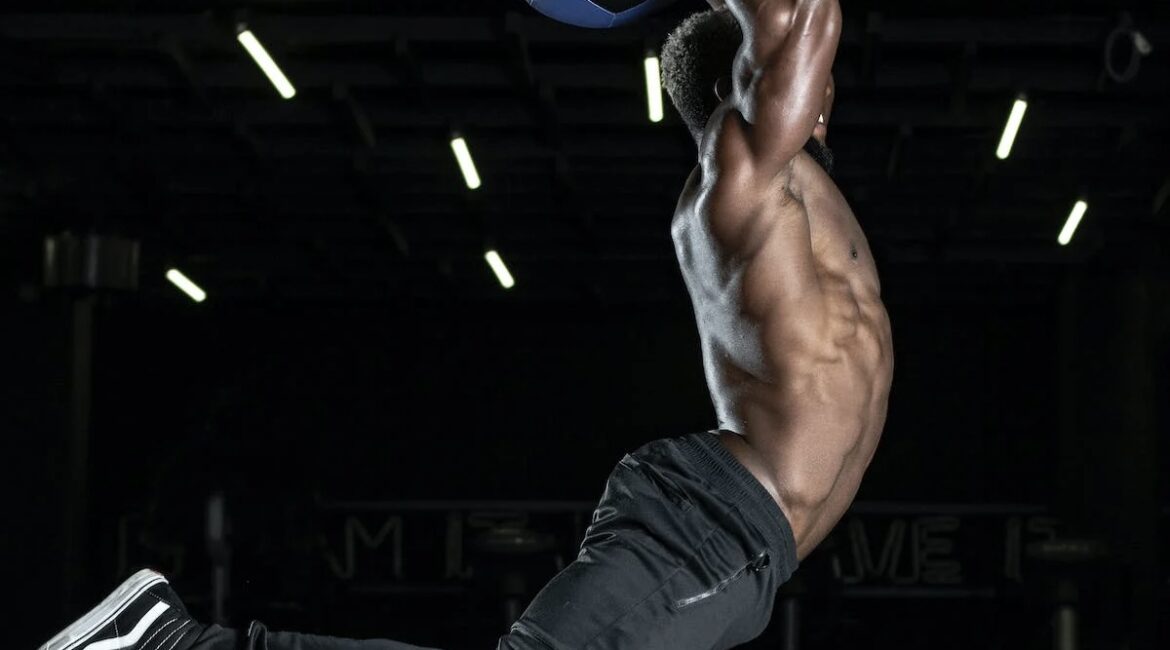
xmin=39 ymin=1 xmax=892 ymax=648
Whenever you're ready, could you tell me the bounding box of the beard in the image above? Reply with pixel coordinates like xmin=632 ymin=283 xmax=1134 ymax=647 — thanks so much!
xmin=803 ymin=137 xmax=835 ymax=177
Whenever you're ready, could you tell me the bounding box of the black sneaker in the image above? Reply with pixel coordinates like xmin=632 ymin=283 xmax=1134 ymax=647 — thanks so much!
xmin=39 ymin=569 xmax=201 ymax=650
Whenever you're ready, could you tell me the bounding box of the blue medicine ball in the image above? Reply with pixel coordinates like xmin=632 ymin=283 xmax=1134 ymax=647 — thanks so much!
xmin=525 ymin=0 xmax=680 ymax=28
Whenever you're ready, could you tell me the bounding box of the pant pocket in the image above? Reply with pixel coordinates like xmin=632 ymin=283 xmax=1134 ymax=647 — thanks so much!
xmin=618 ymin=454 xmax=695 ymax=513
xmin=672 ymin=549 xmax=771 ymax=610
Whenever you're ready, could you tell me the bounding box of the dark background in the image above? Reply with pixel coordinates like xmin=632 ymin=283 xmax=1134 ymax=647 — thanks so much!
xmin=3 ymin=0 xmax=1168 ymax=648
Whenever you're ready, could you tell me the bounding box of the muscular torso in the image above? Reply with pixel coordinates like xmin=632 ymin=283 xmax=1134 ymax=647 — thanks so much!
xmin=672 ymin=150 xmax=894 ymax=559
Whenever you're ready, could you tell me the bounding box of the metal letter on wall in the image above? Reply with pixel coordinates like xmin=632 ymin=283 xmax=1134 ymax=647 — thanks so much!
xmin=321 ymin=516 xmax=404 ymax=580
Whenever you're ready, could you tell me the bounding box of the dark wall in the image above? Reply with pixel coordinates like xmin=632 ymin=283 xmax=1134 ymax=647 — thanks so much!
xmin=84 ymin=271 xmax=1061 ymax=511
xmin=2 ymin=299 xmax=70 ymax=648
xmin=8 ymin=260 xmax=1166 ymax=648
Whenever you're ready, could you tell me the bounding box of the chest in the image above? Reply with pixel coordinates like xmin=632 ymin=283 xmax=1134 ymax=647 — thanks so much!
xmin=789 ymin=165 xmax=868 ymax=263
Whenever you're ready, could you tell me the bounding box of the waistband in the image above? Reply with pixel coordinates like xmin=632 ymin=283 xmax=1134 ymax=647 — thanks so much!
xmin=675 ymin=430 xmax=799 ymax=577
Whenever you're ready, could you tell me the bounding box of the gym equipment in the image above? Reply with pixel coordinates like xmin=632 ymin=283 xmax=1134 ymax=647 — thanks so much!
xmin=1027 ymin=537 xmax=1107 ymax=650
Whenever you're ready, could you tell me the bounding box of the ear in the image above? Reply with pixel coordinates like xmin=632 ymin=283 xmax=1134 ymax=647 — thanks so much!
xmin=714 ymin=76 xmax=732 ymax=102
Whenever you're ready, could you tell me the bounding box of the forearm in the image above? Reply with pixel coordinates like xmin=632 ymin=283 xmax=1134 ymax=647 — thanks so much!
xmin=724 ymin=0 xmax=839 ymax=43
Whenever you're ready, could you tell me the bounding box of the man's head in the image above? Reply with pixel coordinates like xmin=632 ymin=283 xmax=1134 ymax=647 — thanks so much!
xmin=659 ymin=9 xmax=742 ymax=143
xmin=660 ymin=9 xmax=836 ymax=175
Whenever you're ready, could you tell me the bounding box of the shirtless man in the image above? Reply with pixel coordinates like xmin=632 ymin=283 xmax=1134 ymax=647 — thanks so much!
xmin=39 ymin=1 xmax=892 ymax=649
xmin=671 ymin=0 xmax=893 ymax=561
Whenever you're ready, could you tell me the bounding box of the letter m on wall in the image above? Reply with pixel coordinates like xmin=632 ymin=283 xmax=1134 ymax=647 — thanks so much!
xmin=321 ymin=516 xmax=404 ymax=580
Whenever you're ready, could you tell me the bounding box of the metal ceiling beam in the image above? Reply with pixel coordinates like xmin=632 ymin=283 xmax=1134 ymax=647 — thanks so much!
xmin=345 ymin=154 xmax=413 ymax=262
xmin=1153 ymin=173 xmax=1170 ymax=217
xmin=949 ymin=41 xmax=977 ymax=118
xmin=158 ymin=34 xmax=210 ymax=108
xmin=331 ymin=82 xmax=377 ymax=149
xmin=388 ymin=37 xmax=429 ymax=104
xmin=885 ymin=124 xmax=912 ymax=182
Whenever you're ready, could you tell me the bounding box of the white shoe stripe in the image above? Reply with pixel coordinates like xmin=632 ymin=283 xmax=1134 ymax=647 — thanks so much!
xmin=133 ymin=618 xmax=176 ymax=650
xmin=84 ymin=601 xmax=170 ymax=650
xmin=38 ymin=570 xmax=169 ymax=650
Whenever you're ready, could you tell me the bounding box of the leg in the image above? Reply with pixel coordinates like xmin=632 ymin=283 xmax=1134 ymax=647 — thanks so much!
xmin=214 ymin=431 xmax=797 ymax=650
xmin=494 ymin=431 xmax=798 ymax=650
xmin=37 ymin=571 xmax=438 ymax=650
xmin=40 ymin=432 xmax=794 ymax=650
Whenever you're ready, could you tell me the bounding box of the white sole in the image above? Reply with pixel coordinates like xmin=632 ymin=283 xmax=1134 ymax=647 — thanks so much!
xmin=39 ymin=569 xmax=169 ymax=650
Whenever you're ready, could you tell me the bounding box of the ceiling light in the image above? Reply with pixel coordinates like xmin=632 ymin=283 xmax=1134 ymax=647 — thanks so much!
xmin=450 ymin=135 xmax=482 ymax=190
xmin=1057 ymin=200 xmax=1088 ymax=246
xmin=644 ymin=53 xmax=664 ymax=123
xmin=237 ymin=28 xmax=296 ymax=99
xmin=166 ymin=268 xmax=207 ymax=302
xmin=484 ymin=250 xmax=515 ymax=289
xmin=995 ymin=96 xmax=1028 ymax=160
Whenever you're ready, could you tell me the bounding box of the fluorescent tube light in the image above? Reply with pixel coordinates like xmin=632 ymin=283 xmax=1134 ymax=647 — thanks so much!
xmin=237 ymin=29 xmax=296 ymax=99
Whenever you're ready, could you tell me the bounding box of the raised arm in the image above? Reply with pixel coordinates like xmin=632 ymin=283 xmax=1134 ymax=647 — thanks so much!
xmin=719 ymin=0 xmax=840 ymax=178
xmin=692 ymin=0 xmax=841 ymax=348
